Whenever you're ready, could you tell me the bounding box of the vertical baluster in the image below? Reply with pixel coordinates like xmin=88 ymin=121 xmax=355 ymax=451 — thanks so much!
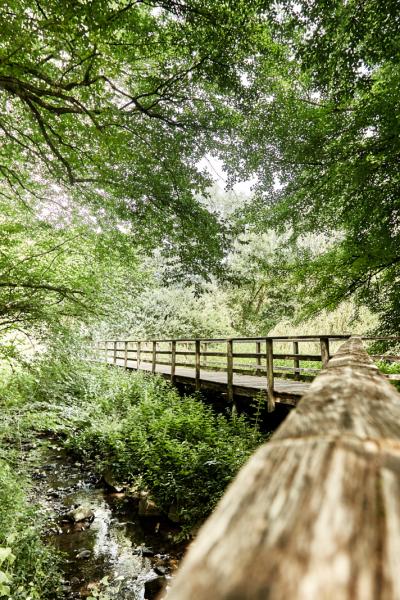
xmin=124 ymin=340 xmax=128 ymax=369
xmin=293 ymin=340 xmax=300 ymax=380
xmin=227 ymin=339 xmax=234 ymax=405
xmin=195 ymin=339 xmax=201 ymax=391
xmin=320 ymin=337 xmax=330 ymax=368
xmin=202 ymin=342 xmax=208 ymax=368
xmin=152 ymin=341 xmax=157 ymax=373
xmin=256 ymin=341 xmax=261 ymax=375
xmin=266 ymin=338 xmax=275 ymax=412
xmin=171 ymin=340 xmax=176 ymax=384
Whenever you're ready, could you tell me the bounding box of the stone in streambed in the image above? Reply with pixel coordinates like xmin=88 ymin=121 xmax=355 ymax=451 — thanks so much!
xmin=76 ymin=549 xmax=91 ymax=560
xmin=144 ymin=575 xmax=166 ymax=599
xmin=66 ymin=506 xmax=95 ymax=523
xmin=102 ymin=468 xmax=125 ymax=493
xmin=138 ymin=491 xmax=161 ymax=517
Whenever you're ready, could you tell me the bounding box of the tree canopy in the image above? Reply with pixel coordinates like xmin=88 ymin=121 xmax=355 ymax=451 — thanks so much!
xmin=0 ymin=0 xmax=399 ymax=348
xmin=225 ymin=0 xmax=400 ymax=335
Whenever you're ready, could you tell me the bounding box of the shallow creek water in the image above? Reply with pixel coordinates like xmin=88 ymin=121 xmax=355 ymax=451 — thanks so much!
xmin=23 ymin=440 xmax=186 ymax=599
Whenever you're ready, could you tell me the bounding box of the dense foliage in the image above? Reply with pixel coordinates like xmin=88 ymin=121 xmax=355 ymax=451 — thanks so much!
xmin=226 ymin=0 xmax=400 ymax=334
xmin=1 ymin=345 xmax=264 ymax=535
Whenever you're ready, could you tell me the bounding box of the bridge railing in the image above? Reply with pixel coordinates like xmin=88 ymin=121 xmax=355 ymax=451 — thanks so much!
xmin=96 ymin=335 xmax=400 ymax=411
xmin=96 ymin=335 xmax=354 ymax=411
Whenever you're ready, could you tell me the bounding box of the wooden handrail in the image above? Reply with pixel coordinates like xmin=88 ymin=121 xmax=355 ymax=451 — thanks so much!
xmin=165 ymin=336 xmax=400 ymax=599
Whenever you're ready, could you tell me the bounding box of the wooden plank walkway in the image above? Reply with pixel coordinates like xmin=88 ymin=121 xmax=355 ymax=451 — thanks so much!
xmin=109 ymin=358 xmax=310 ymax=405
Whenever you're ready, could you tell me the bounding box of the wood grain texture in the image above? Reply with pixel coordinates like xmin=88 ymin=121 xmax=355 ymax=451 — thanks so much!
xmin=165 ymin=337 xmax=400 ymax=600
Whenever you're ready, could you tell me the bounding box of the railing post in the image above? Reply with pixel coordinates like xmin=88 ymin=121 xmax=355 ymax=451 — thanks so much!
xmin=152 ymin=341 xmax=157 ymax=373
xmin=320 ymin=336 xmax=330 ymax=368
xmin=124 ymin=340 xmax=128 ymax=369
xmin=293 ymin=340 xmax=300 ymax=380
xmin=113 ymin=340 xmax=117 ymax=365
xmin=266 ymin=338 xmax=275 ymax=412
xmin=227 ymin=339 xmax=234 ymax=403
xmin=104 ymin=341 xmax=108 ymax=364
xmin=202 ymin=342 xmax=208 ymax=368
xmin=227 ymin=338 xmax=237 ymax=413
xmin=137 ymin=341 xmax=141 ymax=370
xmin=256 ymin=341 xmax=262 ymax=374
xmin=171 ymin=340 xmax=176 ymax=384
xmin=195 ymin=339 xmax=201 ymax=391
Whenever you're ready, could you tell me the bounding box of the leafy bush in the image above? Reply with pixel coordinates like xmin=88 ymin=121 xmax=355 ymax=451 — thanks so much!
xmin=0 ymin=460 xmax=61 ymax=599
xmin=2 ymin=345 xmax=265 ymax=536
xmin=65 ymin=370 xmax=264 ymax=529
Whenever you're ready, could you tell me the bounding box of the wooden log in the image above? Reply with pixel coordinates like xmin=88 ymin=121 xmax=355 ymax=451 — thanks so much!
xmin=266 ymin=338 xmax=275 ymax=412
xmin=195 ymin=339 xmax=201 ymax=391
xmin=165 ymin=337 xmax=400 ymax=600
xmin=171 ymin=340 xmax=176 ymax=384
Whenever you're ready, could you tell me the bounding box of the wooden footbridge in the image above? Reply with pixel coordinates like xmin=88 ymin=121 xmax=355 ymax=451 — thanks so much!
xmin=98 ymin=333 xmax=400 ymax=599
xmin=97 ymin=334 xmax=398 ymax=411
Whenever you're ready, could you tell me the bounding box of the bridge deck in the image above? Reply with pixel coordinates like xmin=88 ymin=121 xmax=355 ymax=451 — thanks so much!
xmin=109 ymin=359 xmax=310 ymax=405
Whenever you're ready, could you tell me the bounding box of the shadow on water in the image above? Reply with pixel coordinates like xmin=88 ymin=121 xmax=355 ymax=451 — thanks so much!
xmin=26 ymin=441 xmax=186 ymax=599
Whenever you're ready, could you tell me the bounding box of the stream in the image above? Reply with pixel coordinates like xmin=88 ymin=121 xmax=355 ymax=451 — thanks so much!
xmin=23 ymin=438 xmax=186 ymax=599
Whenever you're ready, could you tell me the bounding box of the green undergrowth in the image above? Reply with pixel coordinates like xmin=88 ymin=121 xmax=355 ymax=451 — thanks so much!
xmin=0 ymin=459 xmax=61 ymax=599
xmin=0 ymin=349 xmax=265 ymax=539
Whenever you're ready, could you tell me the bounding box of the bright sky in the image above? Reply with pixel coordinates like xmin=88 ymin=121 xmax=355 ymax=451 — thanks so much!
xmin=198 ymin=154 xmax=256 ymax=197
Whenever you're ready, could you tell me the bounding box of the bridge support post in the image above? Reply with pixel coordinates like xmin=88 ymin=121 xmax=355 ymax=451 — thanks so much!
xmin=195 ymin=339 xmax=201 ymax=391
xmin=266 ymin=338 xmax=275 ymax=412
xmin=171 ymin=340 xmax=176 ymax=384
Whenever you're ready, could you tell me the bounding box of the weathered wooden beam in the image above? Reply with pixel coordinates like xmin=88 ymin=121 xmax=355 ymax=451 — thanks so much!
xmin=166 ymin=337 xmax=400 ymax=600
